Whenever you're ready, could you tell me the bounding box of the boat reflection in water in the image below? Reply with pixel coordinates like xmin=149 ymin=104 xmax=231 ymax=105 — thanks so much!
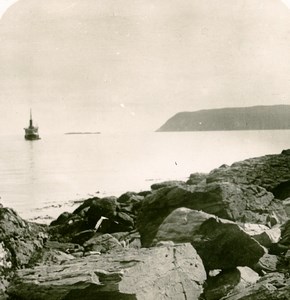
xmin=24 ymin=110 xmax=40 ymax=140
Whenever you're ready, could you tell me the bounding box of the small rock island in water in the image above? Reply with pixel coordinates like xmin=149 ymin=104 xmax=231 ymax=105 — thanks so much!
xmin=157 ymin=104 xmax=290 ymax=131
xmin=64 ymin=132 xmax=101 ymax=135
xmin=1 ymin=150 xmax=290 ymax=299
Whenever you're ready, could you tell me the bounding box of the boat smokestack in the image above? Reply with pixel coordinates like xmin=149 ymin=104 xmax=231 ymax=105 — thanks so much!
xmin=29 ymin=109 xmax=33 ymax=128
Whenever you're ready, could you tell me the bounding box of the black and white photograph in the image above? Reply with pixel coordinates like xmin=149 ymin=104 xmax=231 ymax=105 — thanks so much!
xmin=0 ymin=0 xmax=290 ymax=299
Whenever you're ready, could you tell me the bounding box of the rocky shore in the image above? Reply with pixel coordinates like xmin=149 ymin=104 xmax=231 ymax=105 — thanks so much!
xmin=1 ymin=150 xmax=290 ymax=299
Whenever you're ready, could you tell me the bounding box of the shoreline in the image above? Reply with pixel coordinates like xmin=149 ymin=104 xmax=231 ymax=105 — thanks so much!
xmin=1 ymin=149 xmax=290 ymax=299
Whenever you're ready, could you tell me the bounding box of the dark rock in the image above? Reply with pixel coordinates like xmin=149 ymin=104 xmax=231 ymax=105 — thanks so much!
xmin=49 ymin=211 xmax=73 ymax=226
xmin=0 ymin=206 xmax=47 ymax=296
xmin=150 ymin=180 xmax=186 ymax=190
xmin=72 ymin=196 xmax=100 ymax=215
xmin=194 ymin=218 xmax=265 ymax=270
xmin=7 ymin=243 xmax=206 ymax=300
xmin=186 ymin=172 xmax=208 ymax=185
xmin=117 ymin=192 xmax=143 ymax=204
xmin=278 ymin=220 xmax=290 ymax=246
xmin=152 ymin=208 xmax=265 ymax=270
xmin=117 ymin=192 xmax=143 ymax=218
xmin=281 ymin=149 xmax=290 ymax=155
xmin=49 ymin=196 xmax=134 ymax=243
xmin=252 ymin=227 xmax=281 ymax=248
xmin=137 ymin=190 xmax=151 ymax=197
xmin=71 ymin=229 xmax=96 ymax=245
xmin=48 ymin=214 xmax=88 ymax=243
xmin=203 ymin=267 xmax=259 ymax=300
xmin=49 ymin=191 xmax=142 ymax=245
xmin=269 ymin=243 xmax=289 ymax=255
xmin=87 ymin=196 xmax=118 ymax=228
xmin=115 ymin=212 xmax=134 ymax=229
xmin=0 ymin=207 xmax=46 ymax=268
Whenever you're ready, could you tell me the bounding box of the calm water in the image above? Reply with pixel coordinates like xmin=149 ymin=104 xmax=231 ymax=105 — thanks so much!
xmin=0 ymin=130 xmax=289 ymax=222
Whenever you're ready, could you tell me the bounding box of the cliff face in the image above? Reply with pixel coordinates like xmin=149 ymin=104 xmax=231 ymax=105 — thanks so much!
xmin=157 ymin=105 xmax=290 ymax=131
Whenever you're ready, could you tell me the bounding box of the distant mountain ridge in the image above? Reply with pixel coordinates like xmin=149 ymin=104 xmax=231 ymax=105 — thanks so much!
xmin=157 ymin=105 xmax=290 ymax=132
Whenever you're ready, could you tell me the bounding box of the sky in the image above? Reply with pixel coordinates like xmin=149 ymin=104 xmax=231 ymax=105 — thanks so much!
xmin=0 ymin=0 xmax=290 ymax=134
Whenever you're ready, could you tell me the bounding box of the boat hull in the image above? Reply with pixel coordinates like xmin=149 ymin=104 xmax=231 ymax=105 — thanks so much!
xmin=24 ymin=135 xmax=40 ymax=140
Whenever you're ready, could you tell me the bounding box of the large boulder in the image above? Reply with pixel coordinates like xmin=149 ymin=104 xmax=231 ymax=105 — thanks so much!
xmin=0 ymin=207 xmax=46 ymax=268
xmin=152 ymin=208 xmax=265 ymax=270
xmin=86 ymin=196 xmax=118 ymax=228
xmin=0 ymin=206 xmax=47 ymax=297
xmin=7 ymin=243 xmax=207 ymax=300
xmin=136 ymin=183 xmax=286 ymax=247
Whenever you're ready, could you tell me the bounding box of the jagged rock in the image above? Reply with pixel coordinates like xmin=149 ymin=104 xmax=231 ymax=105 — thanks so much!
xmin=117 ymin=192 xmax=144 ymax=205
xmin=136 ymin=183 xmax=286 ymax=247
xmin=252 ymin=227 xmax=281 ymax=248
xmin=48 ymin=214 xmax=88 ymax=243
xmin=71 ymin=229 xmax=96 ymax=245
xmin=114 ymin=212 xmax=135 ymax=231
xmin=29 ymin=248 xmax=75 ymax=266
xmin=151 ymin=180 xmax=186 ymax=190
xmin=203 ymin=267 xmax=260 ymax=300
xmin=152 ymin=208 xmax=265 ymax=270
xmin=279 ymin=219 xmax=290 ymax=246
xmin=153 ymin=208 xmax=213 ymax=244
xmin=111 ymin=231 xmax=141 ymax=249
xmin=206 ymin=150 xmax=290 ymax=199
xmin=240 ymin=223 xmax=270 ymax=235
xmin=49 ymin=195 xmax=137 ymax=243
xmin=45 ymin=241 xmax=84 ymax=254
xmin=83 ymin=233 xmax=123 ymax=253
xmin=186 ymin=173 xmax=208 ymax=185
xmin=194 ymin=218 xmax=265 ymax=270
xmin=0 ymin=207 xmax=46 ymax=268
xmin=72 ymin=197 xmax=100 ymax=215
xmin=0 ymin=206 xmax=47 ymax=297
xmin=117 ymin=192 xmax=143 ymax=217
xmin=50 ymin=211 xmax=73 ymax=226
xmin=137 ymin=190 xmax=152 ymax=197
xmin=283 ymin=198 xmax=290 ymax=217
xmin=254 ymin=253 xmax=279 ymax=274
xmin=222 ymin=272 xmax=290 ymax=300
xmin=7 ymin=243 xmax=206 ymax=300
xmin=269 ymin=243 xmax=289 ymax=255
xmin=241 ymin=223 xmax=281 ymax=248
xmin=87 ymin=196 xmax=118 ymax=228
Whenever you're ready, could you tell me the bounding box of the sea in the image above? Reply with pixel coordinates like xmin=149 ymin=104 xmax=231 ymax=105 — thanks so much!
xmin=0 ymin=130 xmax=289 ymax=223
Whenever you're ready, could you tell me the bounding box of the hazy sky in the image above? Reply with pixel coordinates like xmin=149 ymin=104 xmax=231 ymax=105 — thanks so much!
xmin=0 ymin=0 xmax=290 ymax=134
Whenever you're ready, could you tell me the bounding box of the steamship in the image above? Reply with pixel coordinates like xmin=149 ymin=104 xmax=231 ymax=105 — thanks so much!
xmin=24 ymin=110 xmax=40 ymax=140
